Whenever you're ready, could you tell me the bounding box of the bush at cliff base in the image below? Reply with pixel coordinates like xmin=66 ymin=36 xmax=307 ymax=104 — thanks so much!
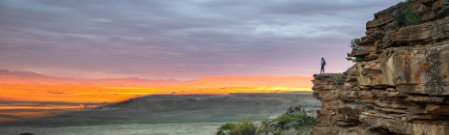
xmin=216 ymin=105 xmax=317 ymax=135
xmin=256 ymin=114 xmax=316 ymax=135
xmin=217 ymin=119 xmax=256 ymax=135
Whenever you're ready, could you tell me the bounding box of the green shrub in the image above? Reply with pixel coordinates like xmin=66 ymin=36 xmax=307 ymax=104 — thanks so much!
xmin=296 ymin=125 xmax=314 ymax=135
xmin=217 ymin=119 xmax=256 ymax=135
xmin=395 ymin=0 xmax=421 ymax=28
xmin=264 ymin=112 xmax=317 ymax=134
xmin=231 ymin=106 xmax=318 ymax=135
xmin=233 ymin=119 xmax=256 ymax=135
xmin=276 ymin=114 xmax=293 ymax=128
xmin=354 ymin=56 xmax=364 ymax=63
xmin=404 ymin=9 xmax=420 ymax=25
xmin=350 ymin=38 xmax=361 ymax=48
xmin=346 ymin=38 xmax=364 ymax=63
xmin=346 ymin=53 xmax=364 ymax=63
xmin=294 ymin=115 xmax=317 ymax=126
xmin=217 ymin=123 xmax=235 ymax=135
xmin=256 ymin=119 xmax=269 ymax=133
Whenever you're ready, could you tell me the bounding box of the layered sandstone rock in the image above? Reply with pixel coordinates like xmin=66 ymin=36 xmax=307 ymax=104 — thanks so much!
xmin=312 ymin=74 xmax=348 ymax=135
xmin=313 ymin=0 xmax=449 ymax=134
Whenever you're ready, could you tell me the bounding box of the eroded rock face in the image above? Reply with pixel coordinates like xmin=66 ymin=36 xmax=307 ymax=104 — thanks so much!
xmin=312 ymin=0 xmax=449 ymax=134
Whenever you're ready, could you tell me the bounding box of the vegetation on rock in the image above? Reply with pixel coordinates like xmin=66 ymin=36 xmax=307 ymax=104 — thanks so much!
xmin=349 ymin=38 xmax=361 ymax=48
xmin=394 ymin=0 xmax=421 ymax=28
xmin=346 ymin=38 xmax=364 ymax=63
xmin=329 ymin=73 xmax=345 ymax=85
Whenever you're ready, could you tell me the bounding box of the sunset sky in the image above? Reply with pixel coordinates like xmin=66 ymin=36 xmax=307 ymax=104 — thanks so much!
xmin=0 ymin=0 xmax=401 ymax=80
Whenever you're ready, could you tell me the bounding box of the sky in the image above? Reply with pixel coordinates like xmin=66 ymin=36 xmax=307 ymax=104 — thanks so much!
xmin=0 ymin=0 xmax=401 ymax=80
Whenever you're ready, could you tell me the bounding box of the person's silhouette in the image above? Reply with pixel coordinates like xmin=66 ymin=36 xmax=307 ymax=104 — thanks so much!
xmin=320 ymin=58 xmax=326 ymax=74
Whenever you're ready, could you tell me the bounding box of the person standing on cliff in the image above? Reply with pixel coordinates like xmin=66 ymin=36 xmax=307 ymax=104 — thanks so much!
xmin=320 ymin=57 xmax=326 ymax=74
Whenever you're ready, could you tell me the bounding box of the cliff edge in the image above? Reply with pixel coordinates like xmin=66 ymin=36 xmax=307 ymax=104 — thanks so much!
xmin=312 ymin=0 xmax=449 ymax=134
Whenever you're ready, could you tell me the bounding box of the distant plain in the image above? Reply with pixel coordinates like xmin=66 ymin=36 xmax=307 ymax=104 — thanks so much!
xmin=1 ymin=93 xmax=320 ymax=135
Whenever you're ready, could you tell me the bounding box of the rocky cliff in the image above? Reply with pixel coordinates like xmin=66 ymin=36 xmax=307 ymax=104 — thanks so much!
xmin=312 ymin=0 xmax=449 ymax=134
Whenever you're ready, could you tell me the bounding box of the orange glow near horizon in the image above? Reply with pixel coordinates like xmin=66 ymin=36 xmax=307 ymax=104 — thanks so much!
xmin=0 ymin=84 xmax=152 ymax=103
xmin=0 ymin=84 xmax=311 ymax=103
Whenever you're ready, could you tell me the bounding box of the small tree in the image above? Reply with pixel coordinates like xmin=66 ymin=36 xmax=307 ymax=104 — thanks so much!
xmin=350 ymin=38 xmax=361 ymax=48
xmin=346 ymin=38 xmax=363 ymax=62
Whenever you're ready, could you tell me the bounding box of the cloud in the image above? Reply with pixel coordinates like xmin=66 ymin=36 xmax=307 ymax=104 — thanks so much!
xmin=0 ymin=0 xmax=401 ymax=79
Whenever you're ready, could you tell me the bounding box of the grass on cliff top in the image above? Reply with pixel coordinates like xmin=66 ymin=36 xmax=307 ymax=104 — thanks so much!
xmin=315 ymin=73 xmax=345 ymax=85
xmin=330 ymin=73 xmax=345 ymax=85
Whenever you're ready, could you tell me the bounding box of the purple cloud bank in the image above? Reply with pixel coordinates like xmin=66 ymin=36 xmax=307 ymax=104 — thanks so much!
xmin=0 ymin=0 xmax=401 ymax=79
